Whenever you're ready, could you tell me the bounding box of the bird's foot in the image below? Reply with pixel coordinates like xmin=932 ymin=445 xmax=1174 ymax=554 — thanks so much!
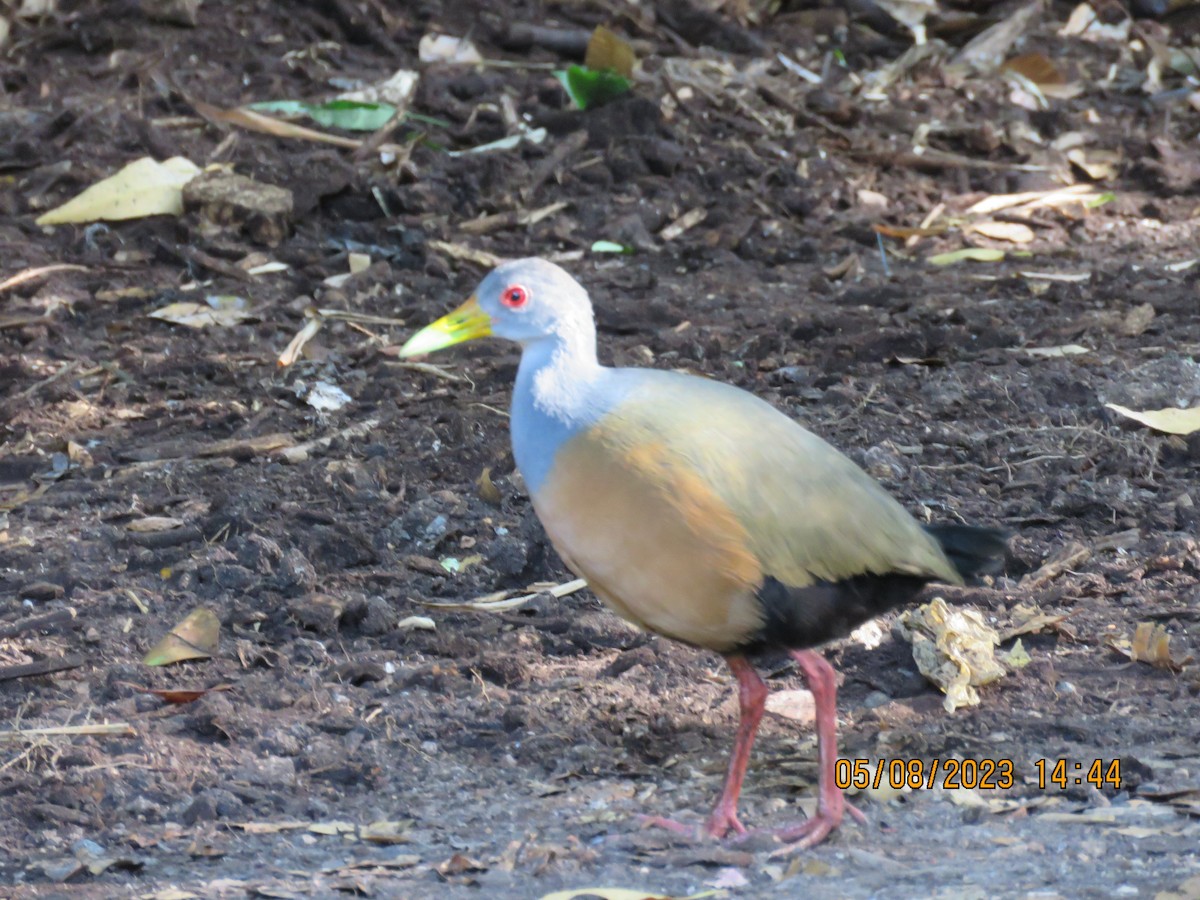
xmin=636 ymin=814 xmax=703 ymax=839
xmin=636 ymin=803 xmax=747 ymax=841
xmin=732 ymin=798 xmax=866 ymax=857
xmin=639 ymin=797 xmax=863 ymax=852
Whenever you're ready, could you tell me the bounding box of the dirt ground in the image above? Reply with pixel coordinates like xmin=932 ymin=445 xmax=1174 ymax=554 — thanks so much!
xmin=3 ymin=1 xmax=1200 ymax=897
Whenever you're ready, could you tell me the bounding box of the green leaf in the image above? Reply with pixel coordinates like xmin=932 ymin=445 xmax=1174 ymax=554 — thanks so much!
xmin=554 ymin=65 xmax=631 ymax=110
xmin=928 ymin=247 xmax=1006 ymax=266
xmin=1085 ymin=191 xmax=1116 ymax=209
xmin=250 ymin=100 xmax=398 ymax=131
xmin=590 ymin=240 xmax=634 ymax=254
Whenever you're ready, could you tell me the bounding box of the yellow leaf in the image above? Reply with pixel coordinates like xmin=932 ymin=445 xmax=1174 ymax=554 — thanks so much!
xmin=142 ymin=608 xmax=219 ymax=666
xmin=1105 ymin=403 xmax=1200 ymax=436
xmin=929 ymin=248 xmax=1006 ymax=266
xmin=37 ymin=156 xmax=200 ymax=225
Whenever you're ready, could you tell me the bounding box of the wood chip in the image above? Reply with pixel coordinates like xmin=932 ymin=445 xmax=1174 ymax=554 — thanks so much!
xmin=658 ymin=207 xmax=707 ymax=242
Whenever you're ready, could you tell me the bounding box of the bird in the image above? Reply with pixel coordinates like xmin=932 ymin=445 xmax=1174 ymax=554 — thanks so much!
xmin=399 ymin=257 xmax=1008 ymax=851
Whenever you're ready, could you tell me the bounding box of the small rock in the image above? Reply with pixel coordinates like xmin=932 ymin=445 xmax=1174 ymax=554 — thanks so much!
xmin=182 ymin=788 xmax=244 ymax=824
xmin=333 ymin=659 xmax=387 ymax=685
xmin=272 ymin=548 xmax=317 ymax=594
xmin=341 ymin=595 xmax=399 ymax=636
xmin=234 ymin=755 xmax=296 ymax=787
xmin=233 ymin=534 xmax=284 ymax=574
xmin=288 ymin=593 xmax=346 ymax=633
xmin=19 ymin=581 xmax=64 ymax=601
xmin=183 ymin=171 xmax=294 ymax=247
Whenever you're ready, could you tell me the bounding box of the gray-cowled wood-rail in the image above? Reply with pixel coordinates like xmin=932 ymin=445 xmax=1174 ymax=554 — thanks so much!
xmin=400 ymin=258 xmax=1007 ymax=851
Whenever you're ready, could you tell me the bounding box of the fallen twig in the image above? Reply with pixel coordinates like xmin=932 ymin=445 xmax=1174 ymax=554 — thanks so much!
xmin=417 ymin=577 xmax=588 ymax=612
xmin=0 ymin=264 xmax=88 ymax=294
xmin=0 ymin=656 xmax=83 ymax=683
xmin=382 ymin=359 xmax=468 ymax=383
xmin=0 ymin=723 xmax=136 ymax=743
xmin=0 ymin=607 xmax=77 ymax=640
xmin=1020 ymin=529 xmax=1140 ymax=589
xmin=277 ymin=418 xmax=381 ymax=464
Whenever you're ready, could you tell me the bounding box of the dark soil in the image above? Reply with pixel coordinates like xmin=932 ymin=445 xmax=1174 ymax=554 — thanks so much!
xmin=2 ymin=1 xmax=1200 ymax=897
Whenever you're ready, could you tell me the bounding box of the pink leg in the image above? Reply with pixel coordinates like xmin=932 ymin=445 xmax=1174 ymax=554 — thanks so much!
xmin=704 ymin=655 xmax=768 ymax=838
xmin=640 ymin=654 xmax=767 ymax=840
xmin=769 ymin=648 xmax=867 ymax=852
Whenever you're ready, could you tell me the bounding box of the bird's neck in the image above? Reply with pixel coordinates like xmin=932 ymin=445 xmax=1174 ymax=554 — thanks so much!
xmin=516 ymin=324 xmax=603 ymax=426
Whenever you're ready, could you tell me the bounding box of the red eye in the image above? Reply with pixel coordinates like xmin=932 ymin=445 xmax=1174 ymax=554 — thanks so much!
xmin=500 ymin=284 xmax=529 ymax=308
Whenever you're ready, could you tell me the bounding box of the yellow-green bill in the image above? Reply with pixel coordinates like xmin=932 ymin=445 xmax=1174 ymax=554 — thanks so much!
xmin=399 ymin=295 xmax=492 ymax=357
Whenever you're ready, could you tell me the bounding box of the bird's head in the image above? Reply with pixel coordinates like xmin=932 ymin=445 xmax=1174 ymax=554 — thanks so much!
xmin=399 ymin=257 xmax=594 ymax=357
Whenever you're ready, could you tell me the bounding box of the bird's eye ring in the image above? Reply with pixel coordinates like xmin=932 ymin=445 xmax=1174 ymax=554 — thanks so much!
xmin=501 ymin=284 xmax=529 ymax=308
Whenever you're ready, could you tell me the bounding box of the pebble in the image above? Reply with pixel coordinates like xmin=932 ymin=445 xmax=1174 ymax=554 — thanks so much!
xmin=863 ymin=691 xmax=891 ymax=710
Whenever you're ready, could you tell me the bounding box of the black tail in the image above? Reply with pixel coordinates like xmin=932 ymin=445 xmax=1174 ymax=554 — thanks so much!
xmin=924 ymin=524 xmax=1009 ymax=579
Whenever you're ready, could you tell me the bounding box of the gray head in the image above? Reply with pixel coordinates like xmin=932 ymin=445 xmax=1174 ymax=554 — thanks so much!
xmin=399 ymin=257 xmax=596 ymax=356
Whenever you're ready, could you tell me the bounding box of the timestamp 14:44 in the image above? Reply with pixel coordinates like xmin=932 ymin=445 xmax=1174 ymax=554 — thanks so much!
xmin=1034 ymin=758 xmax=1122 ymax=790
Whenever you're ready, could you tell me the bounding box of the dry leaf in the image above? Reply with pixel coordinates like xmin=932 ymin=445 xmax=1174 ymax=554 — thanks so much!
xmin=1131 ymin=622 xmax=1187 ymax=670
xmin=477 ymin=467 xmax=502 ymax=505
xmin=425 ymin=240 xmax=505 ymax=267
xmin=305 ymin=381 xmax=351 ymax=412
xmin=1067 ymin=148 xmax=1119 ymax=181
xmin=1010 ymin=344 xmax=1090 ymax=358
xmin=966 ymin=185 xmax=1100 ymax=216
xmin=142 ymin=608 xmax=219 ymax=666
xmin=970 ymin=221 xmax=1035 ymax=243
xmin=585 ymin=25 xmax=635 ymax=77
xmin=951 ymin=0 xmax=1041 ymax=70
xmin=338 ymin=69 xmax=420 ymax=107
xmin=126 ymin=516 xmax=186 ymax=533
xmin=896 ymin=598 xmax=1006 ymax=712
xmin=1106 ymin=403 xmax=1200 ymax=436
xmin=137 ymin=683 xmax=233 ymax=705
xmin=872 ymin=223 xmax=948 ymax=239
xmin=193 ymin=99 xmax=362 ymax=149
xmin=197 ymin=433 xmax=295 ymax=457
xmin=418 ymin=33 xmax=483 ymax=64
xmin=823 ymin=253 xmax=861 ymax=279
xmin=230 ymin=821 xmax=310 ymax=834
xmin=309 ymin=821 xmax=356 ymax=836
xmin=659 ymin=207 xmax=707 ymax=241
xmin=1120 ymin=303 xmax=1156 ymax=337
xmin=37 ymin=157 xmax=200 ymax=225
xmin=437 ymin=853 xmax=487 ymax=876
xmin=149 ymin=297 xmax=254 ymax=329
xmin=1002 ymin=53 xmax=1065 ymax=85
xmin=278 ymin=314 xmax=323 ymax=367
xmin=360 ymin=820 xmax=411 ymax=844
xmin=1000 ymin=606 xmax=1067 ymax=640
xmin=857 ymin=189 xmax=889 ymax=209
